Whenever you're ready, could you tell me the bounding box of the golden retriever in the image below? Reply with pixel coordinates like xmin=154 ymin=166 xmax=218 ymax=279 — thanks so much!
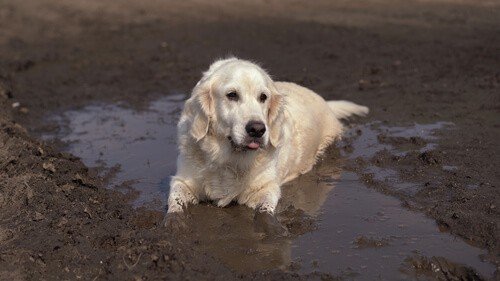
xmin=166 ymin=57 xmax=368 ymax=234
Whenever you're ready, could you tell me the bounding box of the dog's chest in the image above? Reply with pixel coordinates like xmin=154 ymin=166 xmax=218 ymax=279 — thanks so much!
xmin=201 ymin=167 xmax=247 ymax=206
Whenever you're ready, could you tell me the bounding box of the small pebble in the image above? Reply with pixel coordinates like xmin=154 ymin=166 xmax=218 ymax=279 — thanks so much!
xmin=42 ymin=162 xmax=56 ymax=173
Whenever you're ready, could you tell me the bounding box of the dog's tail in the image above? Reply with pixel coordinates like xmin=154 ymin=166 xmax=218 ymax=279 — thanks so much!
xmin=327 ymin=100 xmax=369 ymax=119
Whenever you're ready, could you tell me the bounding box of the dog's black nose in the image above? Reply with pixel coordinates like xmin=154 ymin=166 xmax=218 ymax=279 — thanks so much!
xmin=245 ymin=121 xmax=266 ymax=138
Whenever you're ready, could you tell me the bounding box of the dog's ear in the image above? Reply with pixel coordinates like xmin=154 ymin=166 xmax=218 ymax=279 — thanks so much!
xmin=186 ymin=80 xmax=214 ymax=142
xmin=268 ymin=86 xmax=284 ymax=147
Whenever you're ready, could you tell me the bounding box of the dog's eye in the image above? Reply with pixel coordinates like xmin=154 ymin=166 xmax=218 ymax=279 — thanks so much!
xmin=226 ymin=91 xmax=239 ymax=101
xmin=259 ymin=93 xmax=268 ymax=103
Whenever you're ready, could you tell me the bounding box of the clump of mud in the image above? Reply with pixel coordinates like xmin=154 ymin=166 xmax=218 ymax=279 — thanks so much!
xmin=279 ymin=206 xmax=317 ymax=236
xmin=352 ymin=236 xmax=389 ymax=249
xmin=401 ymin=255 xmax=485 ymax=281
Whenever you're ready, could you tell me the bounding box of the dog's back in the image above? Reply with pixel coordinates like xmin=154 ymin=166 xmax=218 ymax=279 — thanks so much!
xmin=274 ymin=81 xmax=368 ymax=184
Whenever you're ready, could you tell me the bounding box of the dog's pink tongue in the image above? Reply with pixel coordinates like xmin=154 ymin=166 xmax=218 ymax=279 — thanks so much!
xmin=247 ymin=142 xmax=260 ymax=149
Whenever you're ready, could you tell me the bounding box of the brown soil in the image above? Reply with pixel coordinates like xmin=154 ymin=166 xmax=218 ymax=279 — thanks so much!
xmin=0 ymin=0 xmax=499 ymax=280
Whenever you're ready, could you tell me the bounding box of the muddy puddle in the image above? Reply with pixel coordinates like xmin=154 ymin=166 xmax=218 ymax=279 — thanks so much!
xmin=41 ymin=94 xmax=185 ymax=207
xmin=41 ymin=96 xmax=496 ymax=280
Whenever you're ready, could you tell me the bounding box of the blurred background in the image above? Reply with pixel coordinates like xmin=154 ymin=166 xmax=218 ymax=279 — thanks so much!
xmin=2 ymin=0 xmax=498 ymax=123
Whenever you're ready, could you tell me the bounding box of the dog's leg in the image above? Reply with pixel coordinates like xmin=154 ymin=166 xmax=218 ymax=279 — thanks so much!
xmin=164 ymin=177 xmax=199 ymax=230
xmin=167 ymin=177 xmax=199 ymax=212
xmin=253 ymin=183 xmax=281 ymax=213
xmin=247 ymin=183 xmax=289 ymax=237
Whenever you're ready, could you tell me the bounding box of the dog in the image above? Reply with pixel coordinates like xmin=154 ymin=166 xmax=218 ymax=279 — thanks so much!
xmin=166 ymin=57 xmax=368 ymax=234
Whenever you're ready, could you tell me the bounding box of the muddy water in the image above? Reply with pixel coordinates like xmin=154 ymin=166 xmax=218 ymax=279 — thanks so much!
xmin=41 ymin=97 xmax=496 ymax=279
xmin=42 ymin=94 xmax=184 ymax=207
xmin=344 ymin=121 xmax=455 ymax=196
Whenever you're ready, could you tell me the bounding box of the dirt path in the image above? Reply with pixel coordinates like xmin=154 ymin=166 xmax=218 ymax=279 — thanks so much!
xmin=0 ymin=0 xmax=499 ymax=279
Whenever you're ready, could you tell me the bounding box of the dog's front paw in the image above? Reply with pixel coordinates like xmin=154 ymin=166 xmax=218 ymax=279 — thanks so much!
xmin=254 ymin=211 xmax=289 ymax=237
xmin=163 ymin=212 xmax=189 ymax=233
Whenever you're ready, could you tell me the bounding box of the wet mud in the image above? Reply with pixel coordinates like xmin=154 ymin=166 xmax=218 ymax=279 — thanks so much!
xmin=1 ymin=0 xmax=499 ymax=280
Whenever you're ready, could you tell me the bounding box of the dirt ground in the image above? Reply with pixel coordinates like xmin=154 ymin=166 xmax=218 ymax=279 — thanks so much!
xmin=0 ymin=0 xmax=499 ymax=280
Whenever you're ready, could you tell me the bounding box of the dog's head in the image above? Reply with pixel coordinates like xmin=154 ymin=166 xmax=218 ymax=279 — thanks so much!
xmin=185 ymin=58 xmax=284 ymax=151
